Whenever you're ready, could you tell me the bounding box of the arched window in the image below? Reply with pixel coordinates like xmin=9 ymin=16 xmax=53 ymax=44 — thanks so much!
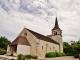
xmin=50 ymin=47 xmax=51 ymax=51
xmin=24 ymin=33 xmax=27 ymax=36
xmin=42 ymin=46 xmax=43 ymax=50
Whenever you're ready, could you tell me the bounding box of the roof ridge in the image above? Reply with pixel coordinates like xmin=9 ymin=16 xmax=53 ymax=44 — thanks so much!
xmin=26 ymin=28 xmax=46 ymax=36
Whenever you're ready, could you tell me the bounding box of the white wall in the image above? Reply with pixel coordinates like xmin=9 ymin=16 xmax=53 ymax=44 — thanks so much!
xmin=17 ymin=45 xmax=30 ymax=55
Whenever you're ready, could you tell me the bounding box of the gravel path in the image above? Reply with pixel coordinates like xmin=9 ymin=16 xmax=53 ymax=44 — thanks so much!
xmin=33 ymin=56 xmax=79 ymax=60
xmin=0 ymin=55 xmax=79 ymax=60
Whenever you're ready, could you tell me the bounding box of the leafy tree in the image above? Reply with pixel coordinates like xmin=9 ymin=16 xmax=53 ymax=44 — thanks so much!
xmin=63 ymin=42 xmax=73 ymax=56
xmin=63 ymin=42 xmax=70 ymax=48
xmin=0 ymin=36 xmax=11 ymax=50
xmin=72 ymin=41 xmax=80 ymax=54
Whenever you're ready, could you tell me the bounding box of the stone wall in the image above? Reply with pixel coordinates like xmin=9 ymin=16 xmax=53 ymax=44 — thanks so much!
xmin=52 ymin=29 xmax=63 ymax=52
xmin=37 ymin=39 xmax=59 ymax=57
xmin=18 ymin=28 xmax=37 ymax=56
xmin=17 ymin=45 xmax=30 ymax=55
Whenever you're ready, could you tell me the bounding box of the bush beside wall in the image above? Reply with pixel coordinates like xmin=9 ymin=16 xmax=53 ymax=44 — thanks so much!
xmin=31 ymin=55 xmax=38 ymax=59
xmin=45 ymin=52 xmax=55 ymax=58
xmin=17 ymin=54 xmax=38 ymax=60
xmin=45 ymin=52 xmax=66 ymax=58
xmin=17 ymin=54 xmax=23 ymax=60
xmin=55 ymin=52 xmax=62 ymax=57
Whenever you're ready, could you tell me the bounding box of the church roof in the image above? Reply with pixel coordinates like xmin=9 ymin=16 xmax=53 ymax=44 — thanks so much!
xmin=9 ymin=36 xmax=30 ymax=46
xmin=52 ymin=17 xmax=61 ymax=30
xmin=27 ymin=28 xmax=59 ymax=45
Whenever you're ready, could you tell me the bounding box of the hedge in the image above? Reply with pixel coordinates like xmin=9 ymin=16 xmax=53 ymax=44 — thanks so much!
xmin=62 ymin=52 xmax=66 ymax=56
xmin=17 ymin=54 xmax=23 ymax=60
xmin=0 ymin=48 xmax=6 ymax=55
xmin=55 ymin=52 xmax=62 ymax=57
xmin=17 ymin=54 xmax=38 ymax=60
xmin=31 ymin=55 xmax=38 ymax=59
xmin=74 ymin=54 xmax=79 ymax=58
xmin=66 ymin=53 xmax=73 ymax=56
xmin=45 ymin=52 xmax=55 ymax=58
xmin=45 ymin=52 xmax=66 ymax=58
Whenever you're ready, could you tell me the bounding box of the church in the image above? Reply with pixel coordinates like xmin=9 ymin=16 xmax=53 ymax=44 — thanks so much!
xmin=7 ymin=17 xmax=63 ymax=57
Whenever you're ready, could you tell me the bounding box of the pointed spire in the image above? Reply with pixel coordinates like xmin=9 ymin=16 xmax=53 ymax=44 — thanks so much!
xmin=52 ymin=17 xmax=60 ymax=30
xmin=55 ymin=17 xmax=59 ymax=28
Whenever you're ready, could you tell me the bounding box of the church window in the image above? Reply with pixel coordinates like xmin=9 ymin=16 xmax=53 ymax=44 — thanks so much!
xmin=53 ymin=47 xmax=55 ymax=51
xmin=50 ymin=47 xmax=51 ymax=51
xmin=24 ymin=33 xmax=27 ymax=36
xmin=55 ymin=50 xmax=57 ymax=52
xmin=42 ymin=46 xmax=43 ymax=50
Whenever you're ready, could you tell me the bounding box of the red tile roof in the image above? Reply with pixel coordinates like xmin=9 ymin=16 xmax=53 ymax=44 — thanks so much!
xmin=9 ymin=36 xmax=30 ymax=46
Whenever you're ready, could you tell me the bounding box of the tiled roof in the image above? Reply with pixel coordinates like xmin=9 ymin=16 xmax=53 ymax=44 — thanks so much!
xmin=27 ymin=28 xmax=59 ymax=45
xmin=9 ymin=36 xmax=30 ymax=46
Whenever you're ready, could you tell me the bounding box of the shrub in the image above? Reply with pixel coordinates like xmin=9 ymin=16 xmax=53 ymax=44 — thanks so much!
xmin=0 ymin=51 xmax=6 ymax=55
xmin=62 ymin=53 xmax=66 ymax=56
xmin=0 ymin=48 xmax=6 ymax=55
xmin=51 ymin=52 xmax=56 ymax=57
xmin=55 ymin=52 xmax=62 ymax=57
xmin=22 ymin=55 xmax=26 ymax=60
xmin=17 ymin=54 xmax=38 ymax=60
xmin=66 ymin=53 xmax=73 ymax=56
xmin=74 ymin=54 xmax=79 ymax=58
xmin=64 ymin=47 xmax=73 ymax=55
xmin=32 ymin=55 xmax=38 ymax=59
xmin=26 ymin=55 xmax=32 ymax=59
xmin=17 ymin=54 xmax=23 ymax=60
xmin=45 ymin=52 xmax=55 ymax=58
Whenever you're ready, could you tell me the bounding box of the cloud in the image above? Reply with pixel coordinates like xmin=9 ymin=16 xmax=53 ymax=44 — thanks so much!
xmin=63 ymin=36 xmax=79 ymax=43
xmin=0 ymin=0 xmax=80 ymax=42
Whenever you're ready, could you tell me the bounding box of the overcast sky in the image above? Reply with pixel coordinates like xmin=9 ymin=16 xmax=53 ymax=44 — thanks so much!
xmin=0 ymin=0 xmax=80 ymax=43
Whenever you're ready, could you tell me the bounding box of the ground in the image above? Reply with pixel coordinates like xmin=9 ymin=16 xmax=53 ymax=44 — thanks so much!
xmin=0 ymin=55 xmax=79 ymax=60
xmin=36 ymin=56 xmax=78 ymax=60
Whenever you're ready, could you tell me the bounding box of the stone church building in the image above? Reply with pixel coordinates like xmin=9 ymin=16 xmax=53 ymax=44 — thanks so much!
xmin=7 ymin=17 xmax=63 ymax=57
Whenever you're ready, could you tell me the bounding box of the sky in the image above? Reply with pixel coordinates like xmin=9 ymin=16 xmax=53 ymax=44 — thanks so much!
xmin=0 ymin=0 xmax=80 ymax=43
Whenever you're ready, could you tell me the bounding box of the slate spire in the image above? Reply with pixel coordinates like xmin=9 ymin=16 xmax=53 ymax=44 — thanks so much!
xmin=52 ymin=17 xmax=60 ymax=30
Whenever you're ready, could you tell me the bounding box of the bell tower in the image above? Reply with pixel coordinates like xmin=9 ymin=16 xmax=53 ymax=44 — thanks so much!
xmin=52 ymin=17 xmax=62 ymax=36
xmin=51 ymin=17 xmax=63 ymax=52
xmin=52 ymin=17 xmax=63 ymax=52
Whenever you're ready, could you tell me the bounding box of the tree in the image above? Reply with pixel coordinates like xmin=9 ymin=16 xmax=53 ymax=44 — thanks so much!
xmin=63 ymin=42 xmax=70 ymax=48
xmin=0 ymin=36 xmax=11 ymax=50
xmin=63 ymin=42 xmax=73 ymax=56
xmin=72 ymin=41 xmax=80 ymax=54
